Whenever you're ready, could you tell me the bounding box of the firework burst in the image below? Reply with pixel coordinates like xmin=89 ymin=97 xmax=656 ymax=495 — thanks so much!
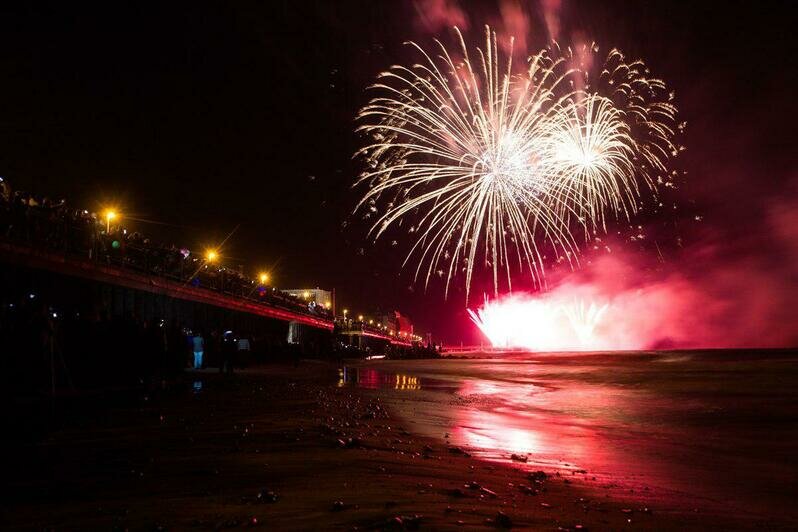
xmin=467 ymin=294 xmax=609 ymax=351
xmin=355 ymin=27 xmax=678 ymax=299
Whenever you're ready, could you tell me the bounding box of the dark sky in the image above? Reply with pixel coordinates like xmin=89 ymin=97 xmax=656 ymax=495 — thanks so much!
xmin=0 ymin=1 xmax=795 ymax=343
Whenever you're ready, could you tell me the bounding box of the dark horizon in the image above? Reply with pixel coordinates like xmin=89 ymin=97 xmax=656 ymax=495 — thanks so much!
xmin=1 ymin=1 xmax=795 ymax=343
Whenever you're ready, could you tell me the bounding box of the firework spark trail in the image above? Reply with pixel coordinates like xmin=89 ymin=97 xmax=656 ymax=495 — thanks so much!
xmin=356 ymin=26 xmax=678 ymax=299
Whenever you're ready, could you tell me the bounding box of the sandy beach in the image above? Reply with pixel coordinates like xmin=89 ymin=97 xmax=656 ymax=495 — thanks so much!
xmin=4 ymin=354 xmax=795 ymax=530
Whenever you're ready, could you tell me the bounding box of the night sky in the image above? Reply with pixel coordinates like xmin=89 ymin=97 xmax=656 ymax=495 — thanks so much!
xmin=0 ymin=1 xmax=795 ymax=343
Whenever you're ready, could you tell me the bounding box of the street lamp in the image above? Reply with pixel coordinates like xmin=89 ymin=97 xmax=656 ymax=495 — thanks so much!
xmin=357 ymin=314 xmax=363 ymax=322
xmin=206 ymin=249 xmax=218 ymax=263
xmin=104 ymin=209 xmax=117 ymax=233
xmin=259 ymin=272 xmax=269 ymax=285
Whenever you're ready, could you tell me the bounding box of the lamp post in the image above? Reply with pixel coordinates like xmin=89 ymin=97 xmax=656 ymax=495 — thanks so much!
xmin=104 ymin=210 xmax=117 ymax=233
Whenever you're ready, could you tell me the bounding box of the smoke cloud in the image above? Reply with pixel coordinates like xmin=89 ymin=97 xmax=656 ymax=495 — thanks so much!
xmin=413 ymin=0 xmax=469 ymax=33
xmin=471 ymin=187 xmax=798 ymax=350
xmin=497 ymin=0 xmax=530 ymax=56
xmin=540 ymin=0 xmax=561 ymax=41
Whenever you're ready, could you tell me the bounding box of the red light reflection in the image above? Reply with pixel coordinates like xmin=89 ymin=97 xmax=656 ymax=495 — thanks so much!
xmin=450 ymin=378 xmax=619 ymax=472
xmin=347 ymin=353 xmax=798 ymax=518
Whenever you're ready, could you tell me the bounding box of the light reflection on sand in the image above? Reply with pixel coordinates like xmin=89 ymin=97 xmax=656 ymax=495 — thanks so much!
xmin=339 ymin=367 xmax=424 ymax=391
xmin=344 ymin=350 xmax=798 ymax=517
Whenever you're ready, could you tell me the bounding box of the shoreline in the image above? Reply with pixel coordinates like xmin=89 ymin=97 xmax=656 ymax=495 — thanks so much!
xmin=4 ymin=361 xmax=789 ymax=530
xmin=345 ymin=355 xmax=798 ymax=528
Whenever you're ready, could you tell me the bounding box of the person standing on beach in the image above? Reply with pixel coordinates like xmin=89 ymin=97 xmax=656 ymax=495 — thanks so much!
xmin=192 ymin=332 xmax=204 ymax=370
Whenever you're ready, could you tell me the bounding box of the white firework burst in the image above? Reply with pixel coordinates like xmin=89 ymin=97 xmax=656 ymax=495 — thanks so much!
xmin=356 ymin=26 xmax=678 ymax=300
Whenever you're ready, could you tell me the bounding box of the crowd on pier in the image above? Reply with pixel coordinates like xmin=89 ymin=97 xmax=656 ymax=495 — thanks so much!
xmin=0 ymin=178 xmax=438 ymax=399
xmin=0 ymin=178 xmax=331 ymax=319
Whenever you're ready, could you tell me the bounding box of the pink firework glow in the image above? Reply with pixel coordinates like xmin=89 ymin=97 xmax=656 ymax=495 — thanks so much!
xmin=468 ymin=220 xmax=798 ymax=351
xmin=469 ymin=294 xmax=608 ymax=351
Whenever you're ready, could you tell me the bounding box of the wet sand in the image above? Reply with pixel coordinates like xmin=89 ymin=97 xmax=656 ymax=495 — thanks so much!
xmin=348 ymin=350 xmax=798 ymax=528
xmin=2 ymin=355 xmax=794 ymax=530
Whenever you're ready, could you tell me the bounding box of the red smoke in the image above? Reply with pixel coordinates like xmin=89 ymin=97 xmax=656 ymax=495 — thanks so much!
xmin=413 ymin=0 xmax=469 ymax=33
xmin=498 ymin=0 xmax=530 ymax=56
xmin=540 ymin=0 xmax=561 ymax=41
xmin=412 ymin=0 xmax=534 ymax=59
xmin=473 ymin=204 xmax=798 ymax=350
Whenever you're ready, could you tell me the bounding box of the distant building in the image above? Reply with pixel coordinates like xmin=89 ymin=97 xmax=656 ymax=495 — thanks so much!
xmin=282 ymin=287 xmax=333 ymax=312
xmin=379 ymin=310 xmax=413 ymax=336
xmin=394 ymin=311 xmax=413 ymax=335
